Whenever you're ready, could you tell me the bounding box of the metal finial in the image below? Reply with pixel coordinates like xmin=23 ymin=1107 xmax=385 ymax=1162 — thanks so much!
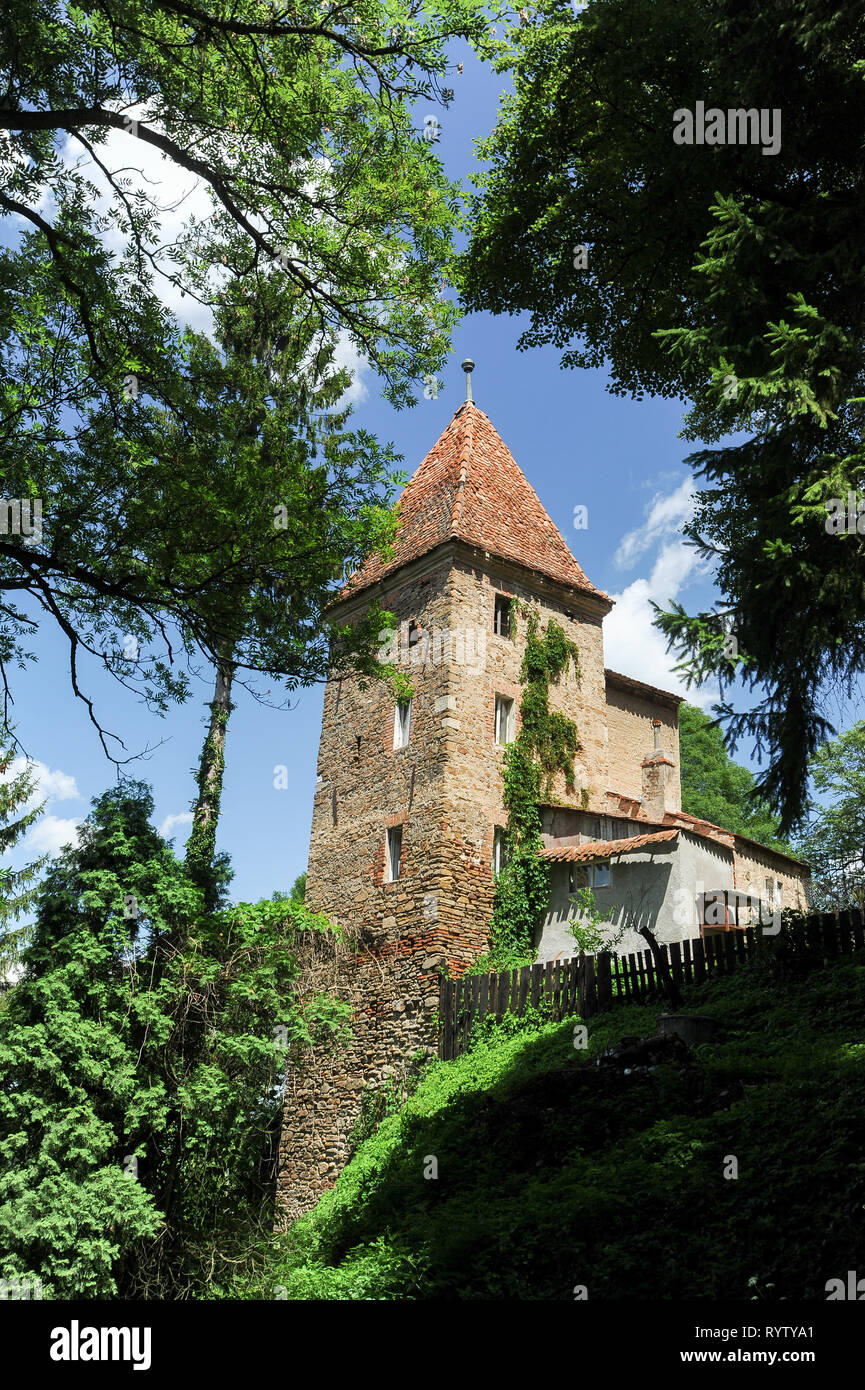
xmin=461 ymin=358 xmax=475 ymax=404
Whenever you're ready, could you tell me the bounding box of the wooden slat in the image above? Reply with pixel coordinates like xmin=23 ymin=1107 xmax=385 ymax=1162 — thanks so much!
xmin=470 ymin=974 xmax=481 ymax=1040
xmin=597 ymin=951 xmax=612 ymax=1012
xmin=724 ymin=931 xmax=737 ymax=975
xmin=669 ymin=940 xmax=683 ymax=993
xmin=438 ymin=977 xmax=448 ymax=1060
xmin=496 ymin=970 xmax=508 ymax=1020
xmin=853 ymin=909 xmax=865 ymax=953
xmin=681 ymin=937 xmax=693 ymax=984
xmin=656 ymin=943 xmax=672 ymax=998
xmin=544 ymin=959 xmax=554 ymax=1012
xmin=450 ymin=978 xmax=460 ymax=1059
xmin=651 ymin=947 xmax=662 ymax=996
xmin=518 ymin=964 xmax=530 ymax=1014
xmin=562 ymin=959 xmax=573 ymax=1014
xmin=626 ymin=952 xmax=638 ymax=998
xmin=460 ymin=977 xmax=471 ymax=1052
xmin=709 ymin=934 xmax=722 ymax=975
xmin=478 ymin=974 xmax=489 ymax=1033
xmin=530 ymin=962 xmax=542 ymax=1009
xmin=640 ymin=949 xmax=650 ymax=995
xmin=619 ymin=954 xmax=630 ymax=999
xmin=583 ymin=954 xmax=596 ymax=1018
xmin=611 ymin=954 xmax=622 ymax=1000
xmin=692 ymin=935 xmax=706 ymax=983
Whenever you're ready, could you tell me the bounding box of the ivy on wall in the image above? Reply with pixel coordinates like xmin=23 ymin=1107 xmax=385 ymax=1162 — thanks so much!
xmin=483 ymin=607 xmax=582 ymax=969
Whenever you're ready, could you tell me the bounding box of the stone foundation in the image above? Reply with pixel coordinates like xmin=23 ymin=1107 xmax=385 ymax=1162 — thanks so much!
xmin=276 ymin=911 xmax=489 ymax=1222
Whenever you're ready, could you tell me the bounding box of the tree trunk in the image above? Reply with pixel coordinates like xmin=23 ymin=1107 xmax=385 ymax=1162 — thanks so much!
xmin=185 ymin=647 xmax=235 ymax=912
xmin=639 ymin=924 xmax=681 ymax=1011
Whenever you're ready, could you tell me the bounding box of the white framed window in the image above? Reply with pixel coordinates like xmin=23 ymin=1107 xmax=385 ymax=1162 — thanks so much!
xmin=393 ymin=698 xmax=412 ymax=749
xmin=493 ymin=826 xmax=509 ymax=877
xmin=495 ymin=694 xmax=515 ymax=745
xmin=386 ymin=826 xmax=403 ymax=882
xmin=589 ymin=862 xmax=611 ymax=888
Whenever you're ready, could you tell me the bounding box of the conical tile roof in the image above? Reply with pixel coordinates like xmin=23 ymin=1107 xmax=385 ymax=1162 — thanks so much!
xmin=343 ymin=401 xmax=610 ymax=603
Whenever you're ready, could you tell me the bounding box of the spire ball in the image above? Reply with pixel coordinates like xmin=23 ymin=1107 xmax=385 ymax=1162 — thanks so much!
xmin=461 ymin=358 xmax=475 ymax=405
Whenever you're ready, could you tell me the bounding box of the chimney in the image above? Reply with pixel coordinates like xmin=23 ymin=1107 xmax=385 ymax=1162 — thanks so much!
xmin=641 ymin=719 xmax=674 ymax=822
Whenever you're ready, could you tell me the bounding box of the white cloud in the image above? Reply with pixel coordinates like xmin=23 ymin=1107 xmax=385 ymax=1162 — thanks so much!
xmin=159 ymin=811 xmax=193 ymax=841
xmin=26 ymin=815 xmax=81 ymax=858
xmin=31 ymin=762 xmax=79 ymax=803
xmin=0 ymin=757 xmax=82 ymax=861
xmin=615 ymin=476 xmax=696 ymax=569
xmin=0 ymin=757 xmax=80 ymax=810
xmin=605 ymin=486 xmax=717 ymax=707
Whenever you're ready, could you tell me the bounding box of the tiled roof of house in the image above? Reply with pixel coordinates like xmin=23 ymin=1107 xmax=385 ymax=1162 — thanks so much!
xmin=541 ymin=829 xmax=680 ymax=862
xmin=600 ymin=797 xmax=810 ymax=872
xmin=662 ymin=810 xmax=811 ymax=870
xmin=341 ymin=402 xmax=610 ymax=602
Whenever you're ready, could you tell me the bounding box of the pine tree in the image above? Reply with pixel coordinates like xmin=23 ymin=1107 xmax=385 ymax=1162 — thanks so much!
xmin=0 ymin=738 xmax=48 ymax=987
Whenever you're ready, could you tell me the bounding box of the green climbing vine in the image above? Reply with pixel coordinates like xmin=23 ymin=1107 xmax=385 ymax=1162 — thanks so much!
xmin=481 ymin=607 xmax=582 ymax=970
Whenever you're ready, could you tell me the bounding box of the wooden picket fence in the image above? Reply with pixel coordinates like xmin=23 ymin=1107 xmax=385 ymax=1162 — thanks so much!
xmin=437 ymin=906 xmax=865 ymax=1061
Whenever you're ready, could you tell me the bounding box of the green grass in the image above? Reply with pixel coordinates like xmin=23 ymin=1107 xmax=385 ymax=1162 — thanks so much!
xmin=238 ymin=954 xmax=865 ymax=1300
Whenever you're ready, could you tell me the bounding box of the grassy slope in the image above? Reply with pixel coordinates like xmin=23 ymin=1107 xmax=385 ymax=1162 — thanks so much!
xmin=253 ymin=956 xmax=865 ymax=1300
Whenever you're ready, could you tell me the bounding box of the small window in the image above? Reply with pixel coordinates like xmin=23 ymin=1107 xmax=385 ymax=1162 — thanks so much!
xmin=495 ymin=694 xmax=515 ymax=746
xmin=494 ymin=594 xmax=512 ymax=638
xmin=393 ymin=699 xmax=412 ymax=749
xmin=568 ymin=863 xmax=589 ymax=893
xmin=386 ymin=826 xmax=402 ymax=882
xmin=589 ymin=862 xmax=610 ymax=889
xmin=493 ymin=826 xmax=509 ymax=877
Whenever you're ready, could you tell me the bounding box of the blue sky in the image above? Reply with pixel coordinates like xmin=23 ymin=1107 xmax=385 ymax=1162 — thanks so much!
xmin=3 ymin=32 xmax=861 ymax=904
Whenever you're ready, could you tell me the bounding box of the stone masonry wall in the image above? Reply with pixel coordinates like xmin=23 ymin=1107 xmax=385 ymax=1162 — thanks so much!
xmin=443 ymin=556 xmax=610 ymax=828
xmin=733 ymin=841 xmax=812 ymax=913
xmin=605 ymin=682 xmax=681 ymax=812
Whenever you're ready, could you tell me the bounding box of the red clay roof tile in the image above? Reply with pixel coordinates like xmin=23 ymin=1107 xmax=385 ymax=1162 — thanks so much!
xmin=341 ymin=402 xmax=610 ymax=602
xmin=541 ymin=829 xmax=680 ymax=862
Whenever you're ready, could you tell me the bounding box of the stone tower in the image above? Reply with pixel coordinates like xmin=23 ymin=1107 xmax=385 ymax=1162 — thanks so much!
xmin=277 ymin=373 xmax=612 ymax=1219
